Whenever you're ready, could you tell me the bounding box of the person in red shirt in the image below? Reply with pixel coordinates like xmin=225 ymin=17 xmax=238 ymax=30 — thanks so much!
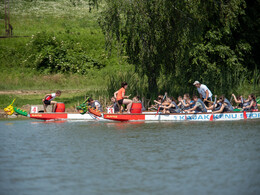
xmin=42 ymin=90 xmax=61 ymax=112
xmin=114 ymin=82 xmax=132 ymax=113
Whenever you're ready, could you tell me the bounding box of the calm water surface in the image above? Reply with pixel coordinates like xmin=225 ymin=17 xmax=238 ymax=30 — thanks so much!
xmin=0 ymin=119 xmax=259 ymax=195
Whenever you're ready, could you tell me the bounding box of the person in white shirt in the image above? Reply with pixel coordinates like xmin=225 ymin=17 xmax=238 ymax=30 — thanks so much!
xmin=193 ymin=81 xmax=213 ymax=106
xmin=42 ymin=90 xmax=61 ymax=112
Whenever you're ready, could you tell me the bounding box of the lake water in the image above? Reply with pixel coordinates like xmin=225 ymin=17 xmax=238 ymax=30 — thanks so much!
xmin=0 ymin=119 xmax=259 ymax=195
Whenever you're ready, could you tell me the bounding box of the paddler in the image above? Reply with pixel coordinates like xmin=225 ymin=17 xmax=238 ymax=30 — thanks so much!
xmin=186 ymin=95 xmax=207 ymax=113
xmin=193 ymin=81 xmax=213 ymax=106
xmin=243 ymin=94 xmax=258 ymax=111
xmin=87 ymin=98 xmax=103 ymax=112
xmin=212 ymin=95 xmax=233 ymax=113
xmin=108 ymin=97 xmax=120 ymax=113
xmin=206 ymin=95 xmax=233 ymax=112
xmin=114 ymin=82 xmax=133 ymax=113
xmin=42 ymin=90 xmax=61 ymax=112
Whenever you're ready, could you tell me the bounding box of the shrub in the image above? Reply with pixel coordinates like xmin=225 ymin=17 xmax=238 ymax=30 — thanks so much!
xmin=22 ymin=32 xmax=105 ymax=74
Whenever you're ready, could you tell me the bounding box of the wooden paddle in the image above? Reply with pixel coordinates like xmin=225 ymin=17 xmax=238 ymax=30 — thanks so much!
xmin=210 ymin=95 xmax=217 ymax=121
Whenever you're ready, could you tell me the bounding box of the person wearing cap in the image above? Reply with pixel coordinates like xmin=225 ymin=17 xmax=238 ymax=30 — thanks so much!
xmin=193 ymin=81 xmax=213 ymax=106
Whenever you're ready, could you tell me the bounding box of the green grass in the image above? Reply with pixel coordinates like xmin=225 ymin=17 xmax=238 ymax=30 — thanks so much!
xmin=0 ymin=0 xmax=131 ymax=90
xmin=0 ymin=88 xmax=111 ymax=111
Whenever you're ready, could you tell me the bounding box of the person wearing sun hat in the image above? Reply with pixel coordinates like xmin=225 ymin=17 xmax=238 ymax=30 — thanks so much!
xmin=193 ymin=81 xmax=213 ymax=106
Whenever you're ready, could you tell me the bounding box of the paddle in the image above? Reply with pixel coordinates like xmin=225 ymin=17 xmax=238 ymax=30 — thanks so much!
xmin=210 ymin=95 xmax=217 ymax=121
xmin=241 ymin=97 xmax=247 ymax=119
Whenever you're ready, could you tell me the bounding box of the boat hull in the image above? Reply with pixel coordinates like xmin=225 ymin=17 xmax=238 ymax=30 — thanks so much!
xmin=30 ymin=113 xmax=94 ymax=120
xmin=104 ymin=111 xmax=260 ymax=122
xmin=29 ymin=111 xmax=260 ymax=122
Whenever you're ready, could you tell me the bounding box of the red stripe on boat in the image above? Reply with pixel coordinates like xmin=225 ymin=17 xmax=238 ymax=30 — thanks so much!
xmin=104 ymin=114 xmax=145 ymax=121
xmin=30 ymin=113 xmax=68 ymax=120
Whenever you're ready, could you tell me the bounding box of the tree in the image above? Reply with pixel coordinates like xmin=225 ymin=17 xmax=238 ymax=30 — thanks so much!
xmin=99 ymin=0 xmax=258 ymax=97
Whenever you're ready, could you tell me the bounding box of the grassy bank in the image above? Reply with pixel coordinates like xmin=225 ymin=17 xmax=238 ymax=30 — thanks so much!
xmin=0 ymin=0 xmax=132 ymax=90
xmin=0 ymin=0 xmax=132 ymax=110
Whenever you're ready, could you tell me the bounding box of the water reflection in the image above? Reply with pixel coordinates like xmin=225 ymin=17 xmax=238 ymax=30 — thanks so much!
xmin=0 ymin=119 xmax=259 ymax=194
xmin=106 ymin=121 xmax=145 ymax=130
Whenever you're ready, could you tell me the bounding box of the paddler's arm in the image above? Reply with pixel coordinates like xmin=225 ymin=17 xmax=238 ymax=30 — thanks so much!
xmin=162 ymin=102 xmax=170 ymax=106
xmin=232 ymin=94 xmax=241 ymax=103
xmin=154 ymin=100 xmax=161 ymax=105
xmin=213 ymin=104 xmax=225 ymax=113
xmin=186 ymin=105 xmax=197 ymax=112
xmin=162 ymin=103 xmax=172 ymax=109
xmin=122 ymin=92 xmax=130 ymax=99
xmin=244 ymin=101 xmax=253 ymax=109
xmin=114 ymin=91 xmax=118 ymax=98
xmin=203 ymin=90 xmax=209 ymax=102
xmin=180 ymin=100 xmax=190 ymax=107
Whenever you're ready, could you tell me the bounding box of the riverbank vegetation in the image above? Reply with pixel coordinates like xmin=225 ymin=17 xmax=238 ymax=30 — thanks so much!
xmin=0 ymin=0 xmax=259 ymax=110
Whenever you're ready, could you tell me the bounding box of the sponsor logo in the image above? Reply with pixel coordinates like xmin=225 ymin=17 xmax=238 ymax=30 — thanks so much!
xmin=31 ymin=114 xmax=42 ymax=117
xmin=106 ymin=115 xmax=118 ymax=118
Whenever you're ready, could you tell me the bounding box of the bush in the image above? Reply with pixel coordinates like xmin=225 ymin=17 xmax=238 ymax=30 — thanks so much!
xmin=22 ymin=32 xmax=105 ymax=74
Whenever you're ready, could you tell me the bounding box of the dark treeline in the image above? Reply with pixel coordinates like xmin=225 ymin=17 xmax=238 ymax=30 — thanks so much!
xmin=98 ymin=0 xmax=260 ymax=98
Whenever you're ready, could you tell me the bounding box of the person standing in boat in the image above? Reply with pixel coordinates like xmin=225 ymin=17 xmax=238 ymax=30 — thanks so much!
xmin=87 ymin=98 xmax=103 ymax=112
xmin=193 ymin=81 xmax=213 ymax=106
xmin=114 ymin=82 xmax=133 ymax=113
xmin=42 ymin=90 xmax=61 ymax=112
xmin=186 ymin=95 xmax=207 ymax=113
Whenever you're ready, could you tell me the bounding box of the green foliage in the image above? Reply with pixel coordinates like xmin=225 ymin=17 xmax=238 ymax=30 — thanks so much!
xmin=100 ymin=0 xmax=260 ymax=97
xmin=107 ymin=70 xmax=148 ymax=99
xmin=1 ymin=0 xmax=259 ymax=103
xmin=22 ymin=32 xmax=105 ymax=74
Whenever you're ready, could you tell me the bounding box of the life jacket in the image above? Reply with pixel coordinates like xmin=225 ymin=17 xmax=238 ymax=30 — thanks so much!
xmin=196 ymin=98 xmax=207 ymax=112
xmin=189 ymin=100 xmax=195 ymax=108
xmin=91 ymin=100 xmax=103 ymax=112
xmin=224 ymin=98 xmax=233 ymax=111
xmin=214 ymin=103 xmax=222 ymax=111
xmin=171 ymin=101 xmax=180 ymax=113
xmin=245 ymin=100 xmax=258 ymax=111
xmin=45 ymin=93 xmax=56 ymax=101
xmin=241 ymin=98 xmax=250 ymax=107
xmin=179 ymin=100 xmax=185 ymax=110
xmin=180 ymin=100 xmax=193 ymax=110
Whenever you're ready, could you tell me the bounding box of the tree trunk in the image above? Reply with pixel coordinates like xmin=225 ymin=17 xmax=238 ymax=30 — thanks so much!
xmin=147 ymin=73 xmax=158 ymax=99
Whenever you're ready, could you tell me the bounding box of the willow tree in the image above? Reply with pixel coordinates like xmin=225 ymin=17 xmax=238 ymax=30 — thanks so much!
xmin=99 ymin=0 xmax=251 ymax=96
xmin=99 ymin=0 xmax=193 ymax=95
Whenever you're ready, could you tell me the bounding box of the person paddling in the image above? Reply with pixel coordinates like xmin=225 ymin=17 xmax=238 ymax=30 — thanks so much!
xmin=243 ymin=94 xmax=258 ymax=111
xmin=42 ymin=90 xmax=61 ymax=112
xmin=87 ymin=98 xmax=103 ymax=112
xmin=114 ymin=82 xmax=133 ymax=113
xmin=231 ymin=94 xmax=249 ymax=109
xmin=186 ymin=95 xmax=207 ymax=113
xmin=212 ymin=95 xmax=233 ymax=113
xmin=193 ymin=81 xmax=213 ymax=106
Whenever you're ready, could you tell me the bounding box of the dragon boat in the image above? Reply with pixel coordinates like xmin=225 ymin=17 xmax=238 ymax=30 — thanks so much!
xmin=4 ymin=99 xmax=260 ymax=122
